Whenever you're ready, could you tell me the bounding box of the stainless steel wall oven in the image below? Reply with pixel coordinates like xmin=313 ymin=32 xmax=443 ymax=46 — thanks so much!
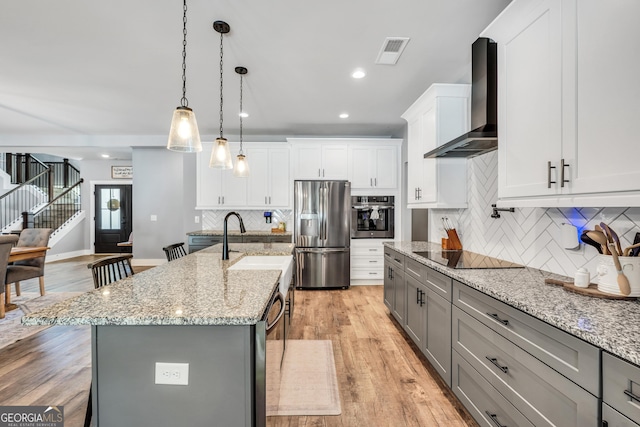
xmin=351 ymin=196 xmax=394 ymax=239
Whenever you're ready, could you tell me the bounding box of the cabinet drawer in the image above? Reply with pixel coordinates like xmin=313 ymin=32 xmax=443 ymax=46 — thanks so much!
xmin=351 ymin=245 xmax=384 ymax=257
xmin=425 ymin=266 xmax=452 ymax=302
xmin=452 ymin=306 xmax=598 ymax=427
xmin=243 ymin=236 xmax=268 ymax=243
xmin=604 ymin=352 xmax=640 ymax=423
xmin=404 ymin=257 xmax=426 ymax=281
xmin=351 ymin=256 xmax=383 ymax=269
xmin=188 ymin=236 xmax=222 ymax=245
xmin=383 ymin=248 xmax=404 ymax=270
xmin=603 ymin=403 xmax=640 ymax=427
xmin=268 ymin=235 xmax=291 ymax=243
xmin=351 ymin=268 xmax=383 ymax=280
xmin=452 ymin=350 xmax=534 ymax=427
xmin=453 ymin=281 xmax=599 ymax=396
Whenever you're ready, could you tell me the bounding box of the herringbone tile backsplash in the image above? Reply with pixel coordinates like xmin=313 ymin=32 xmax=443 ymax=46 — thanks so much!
xmin=428 ymin=151 xmax=640 ymax=278
xmin=202 ymin=209 xmax=293 ymax=231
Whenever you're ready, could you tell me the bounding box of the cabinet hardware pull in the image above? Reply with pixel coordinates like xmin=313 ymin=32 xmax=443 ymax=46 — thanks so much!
xmin=624 ymin=389 xmax=640 ymax=402
xmin=318 ymin=169 xmax=321 ymax=177
xmin=486 ymin=312 xmax=509 ymax=326
xmin=269 ymin=196 xmax=271 ymax=204
xmin=374 ymin=178 xmax=377 ymax=186
xmin=547 ymin=161 xmax=557 ymax=188
xmin=370 ymin=178 xmax=373 ymax=187
xmin=416 ymin=287 xmax=421 ymax=304
xmin=486 ymin=357 xmax=509 ymax=374
xmin=218 ymin=196 xmax=221 ymax=204
xmin=368 ymin=272 xmax=377 ymax=275
xmin=394 ymin=258 xmax=401 ymax=263
xmin=484 ymin=411 xmax=507 ymax=427
xmin=560 ymin=158 xmax=570 ymax=188
xmin=369 ymin=260 xmax=378 ymax=263
xmin=417 ymin=187 xmax=421 ymax=200
xmin=369 ymin=248 xmax=377 ymax=252
xmin=414 ymin=188 xmax=418 ymax=200
xmin=265 ymin=196 xmax=267 ymax=204
xmin=322 ymin=169 xmax=325 ymax=177
xmin=419 ymin=289 xmax=425 ymax=307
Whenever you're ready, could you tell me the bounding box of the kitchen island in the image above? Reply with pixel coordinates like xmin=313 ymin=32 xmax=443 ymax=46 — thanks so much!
xmin=23 ymin=243 xmax=294 ymax=427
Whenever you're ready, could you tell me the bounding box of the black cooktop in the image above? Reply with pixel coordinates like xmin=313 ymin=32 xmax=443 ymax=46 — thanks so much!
xmin=413 ymin=250 xmax=524 ymax=269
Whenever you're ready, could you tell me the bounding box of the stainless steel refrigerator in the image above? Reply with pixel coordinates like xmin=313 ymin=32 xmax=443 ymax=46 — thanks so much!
xmin=294 ymin=180 xmax=351 ymax=289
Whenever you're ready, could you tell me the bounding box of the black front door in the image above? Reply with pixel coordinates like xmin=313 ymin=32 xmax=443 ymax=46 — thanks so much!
xmin=95 ymin=185 xmax=132 ymax=253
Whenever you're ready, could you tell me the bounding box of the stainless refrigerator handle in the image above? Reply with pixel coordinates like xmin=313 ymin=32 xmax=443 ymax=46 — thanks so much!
xmin=296 ymin=248 xmax=349 ymax=254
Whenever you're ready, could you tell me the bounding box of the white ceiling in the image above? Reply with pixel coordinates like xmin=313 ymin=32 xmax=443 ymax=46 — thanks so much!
xmin=0 ymin=0 xmax=510 ymax=160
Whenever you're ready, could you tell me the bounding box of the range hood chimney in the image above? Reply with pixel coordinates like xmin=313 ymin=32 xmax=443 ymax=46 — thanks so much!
xmin=424 ymin=37 xmax=497 ymax=159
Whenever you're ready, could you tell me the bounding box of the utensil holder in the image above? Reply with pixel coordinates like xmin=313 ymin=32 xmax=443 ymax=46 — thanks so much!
xmin=596 ymin=255 xmax=640 ymax=296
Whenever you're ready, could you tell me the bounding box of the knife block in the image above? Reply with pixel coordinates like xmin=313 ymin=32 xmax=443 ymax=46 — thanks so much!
xmin=442 ymin=230 xmax=463 ymax=250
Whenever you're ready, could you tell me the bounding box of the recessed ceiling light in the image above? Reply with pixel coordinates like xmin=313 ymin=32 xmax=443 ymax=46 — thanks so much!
xmin=101 ymin=154 xmax=110 ymax=158
xmin=239 ymin=112 xmax=249 ymax=118
xmin=339 ymin=113 xmax=349 ymax=119
xmin=351 ymin=69 xmax=366 ymax=79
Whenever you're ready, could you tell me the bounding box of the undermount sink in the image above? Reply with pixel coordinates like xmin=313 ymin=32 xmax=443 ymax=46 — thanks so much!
xmin=228 ymin=256 xmax=293 ymax=295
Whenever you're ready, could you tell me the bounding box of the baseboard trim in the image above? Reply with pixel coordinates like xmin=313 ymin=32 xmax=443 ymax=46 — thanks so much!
xmin=46 ymin=249 xmax=92 ymax=262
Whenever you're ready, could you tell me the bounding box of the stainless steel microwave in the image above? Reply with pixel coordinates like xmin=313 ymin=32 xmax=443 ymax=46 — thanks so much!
xmin=351 ymin=196 xmax=394 ymax=239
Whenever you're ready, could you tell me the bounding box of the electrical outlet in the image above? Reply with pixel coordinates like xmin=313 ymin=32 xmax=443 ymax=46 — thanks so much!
xmin=195 ymin=215 xmax=200 ymax=224
xmin=155 ymin=362 xmax=189 ymax=385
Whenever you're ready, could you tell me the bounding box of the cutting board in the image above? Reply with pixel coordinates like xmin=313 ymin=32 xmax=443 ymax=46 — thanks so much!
xmin=544 ymin=278 xmax=636 ymax=300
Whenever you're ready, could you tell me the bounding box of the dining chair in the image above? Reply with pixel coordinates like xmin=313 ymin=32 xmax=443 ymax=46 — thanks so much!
xmin=162 ymin=242 xmax=187 ymax=262
xmin=5 ymin=228 xmax=53 ymax=304
xmin=87 ymin=254 xmax=135 ymax=289
xmin=0 ymin=235 xmax=19 ymax=319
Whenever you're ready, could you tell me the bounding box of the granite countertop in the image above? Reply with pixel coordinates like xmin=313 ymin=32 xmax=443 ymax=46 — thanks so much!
xmin=385 ymin=241 xmax=640 ymax=365
xmin=22 ymin=243 xmax=294 ymax=327
xmin=187 ymin=230 xmax=292 ymax=236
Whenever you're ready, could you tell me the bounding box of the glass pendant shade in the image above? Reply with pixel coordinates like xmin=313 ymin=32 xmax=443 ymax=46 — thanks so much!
xmin=167 ymin=107 xmax=202 ymax=152
xmin=209 ymin=137 xmax=233 ymax=169
xmin=233 ymin=154 xmax=250 ymax=177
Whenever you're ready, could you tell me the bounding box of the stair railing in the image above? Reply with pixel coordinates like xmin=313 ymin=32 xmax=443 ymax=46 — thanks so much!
xmin=1 ymin=169 xmax=51 ymax=232
xmin=27 ymin=178 xmax=84 ymax=230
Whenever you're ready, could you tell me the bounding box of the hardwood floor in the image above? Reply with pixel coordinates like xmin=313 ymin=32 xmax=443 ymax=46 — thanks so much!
xmin=0 ymin=257 xmax=476 ymax=427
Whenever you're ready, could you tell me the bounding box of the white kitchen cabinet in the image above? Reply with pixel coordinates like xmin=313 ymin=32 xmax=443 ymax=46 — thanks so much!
xmin=351 ymin=240 xmax=390 ymax=282
xmin=246 ymin=145 xmax=290 ymax=208
xmin=196 ymin=142 xmax=248 ymax=209
xmin=289 ymin=139 xmax=348 ymax=180
xmin=485 ymin=0 xmax=640 ymax=206
xmin=349 ymin=142 xmax=400 ymax=190
xmin=401 ymin=84 xmax=469 ymax=208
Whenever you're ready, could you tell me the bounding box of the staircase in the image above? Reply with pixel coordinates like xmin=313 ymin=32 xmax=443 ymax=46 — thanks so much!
xmin=0 ymin=153 xmax=83 ymax=236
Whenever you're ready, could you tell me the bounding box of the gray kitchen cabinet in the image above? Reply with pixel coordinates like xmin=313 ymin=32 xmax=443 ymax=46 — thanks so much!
xmin=404 ymin=273 xmax=426 ymax=348
xmin=424 ymin=288 xmax=451 ymax=386
xmin=603 ymin=403 xmax=640 ymax=427
xmin=452 ymin=349 xmax=534 ymax=427
xmin=452 ymin=305 xmax=598 ymax=426
xmin=383 ymin=247 xmax=405 ymax=323
xmin=452 ymin=280 xmax=599 ymax=396
xmin=188 ymin=234 xmax=292 ymax=253
xmin=603 ymin=352 xmax=640 ymax=425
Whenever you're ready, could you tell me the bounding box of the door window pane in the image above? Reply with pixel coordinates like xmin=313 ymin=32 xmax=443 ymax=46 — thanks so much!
xmin=100 ymin=188 xmax=121 ymax=230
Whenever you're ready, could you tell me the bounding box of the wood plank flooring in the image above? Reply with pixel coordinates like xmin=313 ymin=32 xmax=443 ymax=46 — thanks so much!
xmin=0 ymin=257 xmax=476 ymax=427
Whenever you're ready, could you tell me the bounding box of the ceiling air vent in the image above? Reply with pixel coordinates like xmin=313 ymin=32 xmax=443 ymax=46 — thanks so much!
xmin=375 ymin=37 xmax=410 ymax=65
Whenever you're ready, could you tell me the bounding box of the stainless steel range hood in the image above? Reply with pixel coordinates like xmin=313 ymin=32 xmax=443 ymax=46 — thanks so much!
xmin=424 ymin=37 xmax=497 ymax=159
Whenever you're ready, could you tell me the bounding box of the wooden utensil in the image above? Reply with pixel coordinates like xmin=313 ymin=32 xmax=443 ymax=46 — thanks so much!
xmin=586 ymin=230 xmax=610 ymax=255
xmin=601 ymin=222 xmax=623 ymax=256
xmin=607 ymin=242 xmax=631 ymax=296
xmin=580 ymin=230 xmax=603 ymax=254
xmin=623 ymin=243 xmax=640 ymax=257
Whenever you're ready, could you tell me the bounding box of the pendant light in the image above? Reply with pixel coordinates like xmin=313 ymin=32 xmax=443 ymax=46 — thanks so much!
xmin=167 ymin=0 xmax=202 ymax=153
xmin=233 ymin=66 xmax=249 ymax=177
xmin=209 ymin=20 xmax=233 ymax=169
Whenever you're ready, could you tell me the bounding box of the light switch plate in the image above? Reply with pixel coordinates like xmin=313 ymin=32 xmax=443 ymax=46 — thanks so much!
xmin=155 ymin=362 xmax=189 ymax=385
xmin=150 ymin=214 xmax=158 ymax=221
